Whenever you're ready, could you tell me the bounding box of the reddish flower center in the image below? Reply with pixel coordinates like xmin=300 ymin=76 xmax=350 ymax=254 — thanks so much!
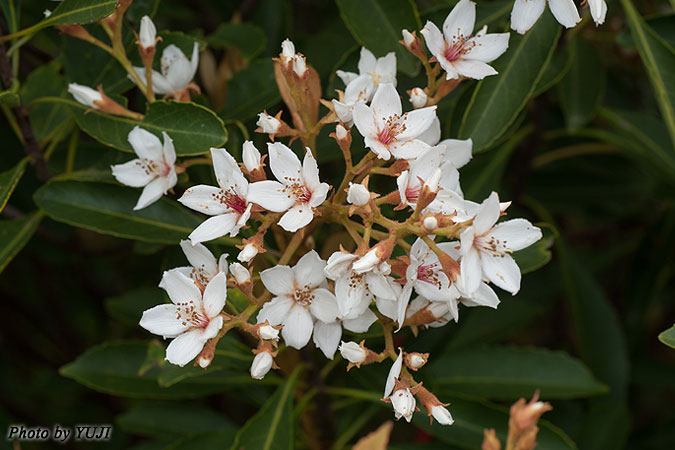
xmin=443 ymin=36 xmax=474 ymax=62
xmin=175 ymin=300 xmax=210 ymax=328
xmin=285 ymin=182 xmax=313 ymax=203
xmin=417 ymin=262 xmax=441 ymax=288
xmin=405 ymin=186 xmax=421 ymax=203
xmin=474 ymin=234 xmax=510 ymax=258
xmin=212 ymin=188 xmax=248 ymax=214
xmin=377 ymin=115 xmax=407 ymax=146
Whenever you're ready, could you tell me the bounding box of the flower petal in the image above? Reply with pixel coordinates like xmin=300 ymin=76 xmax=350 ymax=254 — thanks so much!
xmin=335 ymin=273 xmax=370 ymax=318
xmin=179 ymin=240 xmax=218 ymax=277
xmin=462 ymin=282 xmax=500 ymax=308
xmin=397 ymin=106 xmax=438 ymax=141
xmin=202 ymin=272 xmax=227 ymax=318
xmin=160 ymin=269 xmax=202 ymax=306
xmin=139 ymin=304 xmax=188 ymax=338
xmin=452 ymin=59 xmax=498 ymax=80
xmin=261 ymin=265 xmax=296 ymax=296
xmin=352 ymin=102 xmax=378 ymax=139
xmin=416 ymin=116 xmax=441 ymax=146
xmin=179 ymin=185 xmax=231 ymax=216
xmin=481 ymin=253 xmax=521 ymax=294
xmin=134 ymin=176 xmax=167 ymax=210
xmin=211 ymin=147 xmax=248 ymax=196
xmin=268 ymin=142 xmax=302 ymax=184
xmin=464 ymin=32 xmax=510 ymax=63
xmin=281 ymin=305 xmax=314 ymax=349
xmin=510 ymin=0 xmax=546 ymax=34
xmin=489 ymin=219 xmax=542 ymax=251
xmin=588 ymin=0 xmax=607 ymax=25
xmin=396 ymin=282 xmax=414 ymax=330
xmin=548 ymin=0 xmax=582 ymax=28
xmin=301 ymin=148 xmax=321 ymax=191
xmin=247 ymin=180 xmax=296 ymax=212
xmin=388 ymin=139 xmax=430 ymax=160
xmin=257 ymin=295 xmax=293 ymax=325
xmin=460 ymin=247 xmax=482 ymax=295
xmin=473 ymin=191 xmax=500 ymax=235
xmin=375 ymin=296 xmax=397 ymax=321
xmin=364 ymin=136 xmax=393 ymax=160
xmin=438 ymin=138 xmax=473 ymax=168
xmin=162 ymin=132 xmax=176 ymax=166
xmin=309 ymin=288 xmax=340 ymax=323
xmin=375 ymin=52 xmax=397 ymax=85
xmin=128 ymin=126 xmax=163 ymax=161
xmin=163 ymin=44 xmax=194 ymax=90
xmin=188 ymin=213 xmax=239 ymax=245
xmin=342 ymin=308 xmax=377 ymax=333
xmin=278 ymin=203 xmax=314 ymax=232
xmin=111 ymin=159 xmax=155 ymax=187
xmin=443 ymin=0 xmax=476 ymax=42
xmin=293 ymin=250 xmax=327 ymax=288
xmin=357 ymin=47 xmax=377 ymax=74
xmin=165 ymin=329 xmax=206 ymax=366
xmin=420 ymin=21 xmax=446 ymax=58
xmin=312 ymin=320 xmax=342 ymax=359
xmin=371 ymin=83 xmax=402 ymax=128
xmin=384 ymin=350 xmax=403 ymax=398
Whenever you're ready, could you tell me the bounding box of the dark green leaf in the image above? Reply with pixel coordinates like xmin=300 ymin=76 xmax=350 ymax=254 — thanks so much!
xmin=658 ymin=325 xmax=675 ymax=349
xmin=0 ymin=158 xmax=27 ymax=212
xmin=459 ymin=10 xmax=560 ymax=152
xmin=512 ymin=223 xmax=556 ymax=274
xmin=219 ymin=59 xmax=280 ymax=122
xmin=105 ymin=287 xmax=168 ymax=326
xmin=22 ymin=61 xmax=72 ymax=142
xmin=427 ymin=346 xmax=607 ymax=400
xmin=207 ymin=23 xmax=267 ymax=60
xmin=230 ymin=367 xmax=302 ymax=450
xmin=0 ymin=212 xmax=43 ymax=274
xmin=336 ymin=0 xmax=420 ymax=76
xmin=559 ymin=38 xmax=606 ymax=132
xmin=117 ymin=403 xmax=235 ymax=438
xmin=34 ymin=179 xmax=201 ymax=244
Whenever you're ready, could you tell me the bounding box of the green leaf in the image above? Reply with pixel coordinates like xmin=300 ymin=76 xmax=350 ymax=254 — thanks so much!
xmin=414 ymin=396 xmax=576 ymax=450
xmin=336 ymin=0 xmax=420 ymax=76
xmin=659 ymin=325 xmax=675 ymax=349
xmin=219 ymin=59 xmax=280 ymax=122
xmin=533 ymin=45 xmax=572 ymax=96
xmin=207 ymin=23 xmax=267 ymax=60
xmin=559 ymin=38 xmax=606 ymax=132
xmin=620 ymin=0 xmax=675 ymax=148
xmin=105 ymin=287 xmax=168 ymax=326
xmin=427 ymin=346 xmax=607 ymax=400
xmin=60 ymin=340 xmax=251 ymax=399
xmin=0 ymin=212 xmax=43 ymax=274
xmin=56 ymin=99 xmax=227 ymax=156
xmin=34 ymin=179 xmax=201 ymax=244
xmin=459 ymin=10 xmax=560 ymax=152
xmin=0 ymin=81 xmax=20 ymax=106
xmin=0 ymin=158 xmax=27 ymax=213
xmin=230 ymin=367 xmax=302 ymax=450
xmin=117 ymin=403 xmax=236 ymax=439
xmin=512 ymin=223 xmax=556 ymax=274
xmin=22 ymin=61 xmax=72 ymax=142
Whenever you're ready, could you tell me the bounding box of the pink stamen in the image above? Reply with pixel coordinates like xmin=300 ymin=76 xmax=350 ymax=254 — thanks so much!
xmin=405 ymin=186 xmax=421 ymax=203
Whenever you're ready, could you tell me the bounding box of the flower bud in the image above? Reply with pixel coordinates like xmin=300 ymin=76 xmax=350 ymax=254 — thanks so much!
xmin=402 ymin=29 xmax=415 ymax=47
xmin=352 ymin=238 xmax=396 ymax=274
xmin=139 ymin=15 xmax=157 ymax=50
xmin=423 ymin=216 xmax=438 ymax=232
xmin=292 ymin=55 xmax=307 ymax=77
xmin=404 ymin=352 xmax=429 ymax=371
xmin=250 ymin=351 xmax=274 ymax=379
xmin=43 ymin=9 xmax=52 ymax=18
xmin=237 ymin=243 xmax=259 ymax=263
xmin=339 ymin=341 xmax=366 ymax=364
xmin=281 ymin=38 xmax=295 ymax=65
xmin=197 ymin=355 xmax=212 ymax=369
xmin=259 ymin=324 xmax=280 ymax=341
xmin=409 ymin=88 xmax=427 ymax=109
xmin=68 ymin=83 xmax=103 ymax=108
xmin=335 ymin=124 xmax=348 ymax=140
xmin=391 ymin=388 xmax=416 ymax=422
xmin=256 ymin=112 xmax=281 ymax=134
xmin=510 ymin=390 xmax=552 ymax=433
xmin=347 ymin=182 xmax=370 ymax=206
xmin=242 ymin=141 xmax=262 ymax=172
xmin=431 ymin=405 xmax=454 ymax=425
xmin=230 ymin=262 xmax=250 ymax=284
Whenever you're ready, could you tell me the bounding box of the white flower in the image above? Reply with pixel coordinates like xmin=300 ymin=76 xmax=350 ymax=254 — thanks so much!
xmin=347 ymin=182 xmax=370 ymax=206
xmin=437 ymin=138 xmax=473 ymax=169
xmin=178 ymin=148 xmax=252 ymax=245
xmin=165 ymin=240 xmax=228 ymax=287
xmin=247 ymin=143 xmax=330 ymax=232
xmin=242 ymin=141 xmax=262 ymax=172
xmin=384 ymin=349 xmax=403 ymax=397
xmin=133 ymin=43 xmax=199 ymax=96
xmin=332 ymin=75 xmax=374 ymax=126
xmin=139 ymin=270 xmax=226 ymax=366
xmin=279 ymin=38 xmax=307 ymax=76
xmin=339 ymin=341 xmax=366 ymax=364
xmin=251 ymin=351 xmax=274 ymax=379
xmin=230 ymin=262 xmax=250 ymax=284
xmin=259 ymin=324 xmax=280 ymax=341
xmin=391 ymin=388 xmax=416 ymax=422
xmin=237 ymin=243 xmax=259 ymax=263
xmin=417 ymin=117 xmax=442 ymax=146
xmin=409 ymin=88 xmax=427 ymax=109
xmin=422 ymin=0 xmax=510 ymax=80
xmin=337 ymin=47 xmax=397 ymax=92
xmin=257 ymin=113 xmax=281 ymax=134
xmin=353 ymin=83 xmax=437 ymax=160
xmin=325 ymin=250 xmax=397 ymax=320
xmin=459 ymin=192 xmax=542 ymax=295
xmin=587 ymin=0 xmax=607 ymax=26
xmin=312 ymin=320 xmax=342 ymax=359
xmin=111 ymin=127 xmax=177 ymax=210
xmin=280 ymin=39 xmax=296 ymax=65
xmin=510 ymin=0 xmax=581 ymax=35
xmin=402 ymin=29 xmax=415 ymax=47
xmin=139 ymin=15 xmax=157 ymax=49
xmin=431 ymin=405 xmax=454 ymax=425
xmin=68 ymin=83 xmax=103 ymax=108
xmin=256 ymin=251 xmax=339 ymax=349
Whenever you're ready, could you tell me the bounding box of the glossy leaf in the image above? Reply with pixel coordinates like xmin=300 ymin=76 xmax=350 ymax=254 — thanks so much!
xmin=57 ymin=99 xmax=227 ymax=156
xmin=207 ymin=23 xmax=267 ymax=60
xmin=0 ymin=212 xmax=43 ymax=274
xmin=559 ymin=38 xmax=606 ymax=132
xmin=659 ymin=325 xmax=675 ymax=349
xmin=0 ymin=158 xmax=27 ymax=212
xmin=219 ymin=59 xmax=280 ymax=121
xmin=533 ymin=46 xmax=572 ymax=96
xmin=427 ymin=346 xmax=607 ymax=400
xmin=459 ymin=10 xmax=560 ymax=152
xmin=34 ymin=179 xmax=201 ymax=244
xmin=336 ymin=0 xmax=420 ymax=76
xmin=230 ymin=367 xmax=302 ymax=450
xmin=620 ymin=0 xmax=675 ymax=148
xmin=22 ymin=61 xmax=72 ymax=142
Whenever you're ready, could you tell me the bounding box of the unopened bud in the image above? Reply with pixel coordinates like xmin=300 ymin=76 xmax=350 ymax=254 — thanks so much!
xmin=256 ymin=112 xmax=281 ymax=134
xmin=139 ymin=15 xmax=157 ymax=50
xmin=237 ymin=243 xmax=259 ymax=263
xmin=402 ymin=29 xmax=415 ymax=47
xmin=510 ymin=390 xmax=552 ymax=432
xmin=404 ymin=352 xmax=429 ymax=371
xmin=242 ymin=141 xmax=262 ymax=172
xmin=352 ymin=238 xmax=396 ymax=274
xmin=259 ymin=324 xmax=280 ymax=341
xmin=515 ymin=426 xmax=539 ymax=450
xmin=423 ymin=216 xmax=438 ymax=232
xmin=292 ymin=55 xmax=307 ymax=77
xmin=280 ymin=39 xmax=295 ymax=65
xmin=230 ymin=262 xmax=250 ymax=284
xmin=335 ymin=124 xmax=347 ymax=140
xmin=431 ymin=405 xmax=454 ymax=425
xmin=347 ymin=182 xmax=370 ymax=206
xmin=391 ymin=388 xmax=416 ymax=422
xmin=68 ymin=83 xmax=103 ymax=108
xmin=250 ymin=351 xmax=274 ymax=379
xmin=339 ymin=341 xmax=366 ymax=364
xmin=409 ymin=88 xmax=427 ymax=109
xmin=197 ymin=355 xmax=212 ymax=369
xmin=482 ymin=429 xmax=502 ymax=450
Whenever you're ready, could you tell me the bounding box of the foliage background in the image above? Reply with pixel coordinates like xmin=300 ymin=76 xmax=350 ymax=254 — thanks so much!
xmin=0 ymin=0 xmax=674 ymax=449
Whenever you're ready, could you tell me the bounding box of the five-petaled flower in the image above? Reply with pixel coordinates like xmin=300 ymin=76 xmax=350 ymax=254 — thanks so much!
xmin=133 ymin=43 xmax=199 ymax=100
xmin=111 ymin=126 xmax=177 ymax=211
